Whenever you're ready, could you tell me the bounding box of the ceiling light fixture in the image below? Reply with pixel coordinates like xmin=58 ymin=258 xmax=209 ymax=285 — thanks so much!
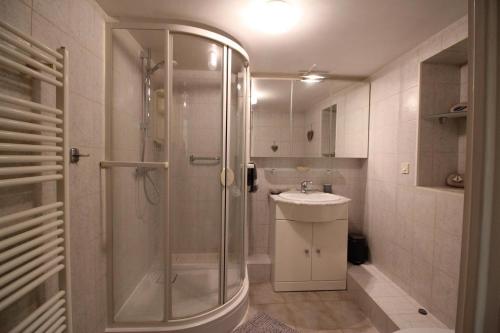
xmin=300 ymin=64 xmax=327 ymax=83
xmin=301 ymin=73 xmax=326 ymax=83
xmin=244 ymin=0 xmax=300 ymax=35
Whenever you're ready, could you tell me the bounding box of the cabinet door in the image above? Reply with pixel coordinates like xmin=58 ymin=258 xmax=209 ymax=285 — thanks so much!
xmin=335 ymin=83 xmax=370 ymax=158
xmin=311 ymin=220 xmax=348 ymax=281
xmin=274 ymin=220 xmax=312 ymax=282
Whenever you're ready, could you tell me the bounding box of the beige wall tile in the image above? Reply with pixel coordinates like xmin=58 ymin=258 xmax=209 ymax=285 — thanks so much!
xmin=435 ymin=191 xmax=464 ymax=237
xmin=399 ymin=86 xmax=419 ymax=122
xmin=371 ymin=67 xmax=401 ymax=103
xmin=409 ymin=257 xmax=433 ymax=308
xmin=431 ymin=268 xmax=459 ymax=327
xmin=0 ymin=0 xmax=31 ymax=33
xmin=413 ymin=188 xmax=436 ymax=225
xmin=33 ymin=0 xmax=71 ymax=32
xmin=398 ymin=120 xmax=417 ymax=154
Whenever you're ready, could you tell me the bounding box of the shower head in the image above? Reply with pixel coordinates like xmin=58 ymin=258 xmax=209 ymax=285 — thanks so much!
xmin=149 ymin=60 xmax=165 ymax=74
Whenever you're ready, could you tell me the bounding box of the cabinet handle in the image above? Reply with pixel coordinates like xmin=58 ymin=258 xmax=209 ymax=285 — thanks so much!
xmin=304 ymin=249 xmax=309 ymax=255
xmin=316 ymin=249 xmax=321 ymax=254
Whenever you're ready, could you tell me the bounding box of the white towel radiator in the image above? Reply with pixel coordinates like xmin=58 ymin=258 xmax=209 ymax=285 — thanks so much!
xmin=0 ymin=20 xmax=72 ymax=333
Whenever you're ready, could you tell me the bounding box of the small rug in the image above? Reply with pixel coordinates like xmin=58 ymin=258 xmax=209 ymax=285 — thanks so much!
xmin=233 ymin=312 xmax=298 ymax=333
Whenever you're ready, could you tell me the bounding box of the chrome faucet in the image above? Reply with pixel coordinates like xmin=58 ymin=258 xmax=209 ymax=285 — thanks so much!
xmin=300 ymin=180 xmax=313 ymax=193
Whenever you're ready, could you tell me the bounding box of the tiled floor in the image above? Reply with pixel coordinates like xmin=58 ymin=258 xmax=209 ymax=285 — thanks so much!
xmin=244 ymin=282 xmax=380 ymax=333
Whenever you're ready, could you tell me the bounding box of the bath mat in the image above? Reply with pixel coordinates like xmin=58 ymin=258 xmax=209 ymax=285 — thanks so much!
xmin=233 ymin=312 xmax=298 ymax=333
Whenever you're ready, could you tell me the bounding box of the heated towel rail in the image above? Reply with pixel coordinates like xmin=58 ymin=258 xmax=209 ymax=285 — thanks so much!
xmin=0 ymin=20 xmax=72 ymax=332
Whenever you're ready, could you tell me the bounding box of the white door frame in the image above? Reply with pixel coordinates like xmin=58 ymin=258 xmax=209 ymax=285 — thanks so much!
xmin=457 ymin=1 xmax=500 ymax=332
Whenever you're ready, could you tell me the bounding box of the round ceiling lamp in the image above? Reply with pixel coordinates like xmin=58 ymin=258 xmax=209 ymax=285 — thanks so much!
xmin=244 ymin=0 xmax=301 ymax=34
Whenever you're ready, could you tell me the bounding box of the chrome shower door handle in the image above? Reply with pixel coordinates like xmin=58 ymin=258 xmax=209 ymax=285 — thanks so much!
xmin=189 ymin=155 xmax=221 ymax=163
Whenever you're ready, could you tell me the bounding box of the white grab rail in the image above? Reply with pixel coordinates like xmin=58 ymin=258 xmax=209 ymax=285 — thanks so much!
xmin=100 ymin=160 xmax=169 ymax=169
xmin=0 ymin=20 xmax=72 ymax=332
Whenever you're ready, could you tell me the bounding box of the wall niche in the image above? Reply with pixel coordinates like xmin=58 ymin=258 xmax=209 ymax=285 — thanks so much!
xmin=418 ymin=38 xmax=468 ymax=189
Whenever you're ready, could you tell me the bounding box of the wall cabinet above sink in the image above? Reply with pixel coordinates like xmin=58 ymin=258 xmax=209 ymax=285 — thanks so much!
xmin=250 ymin=78 xmax=370 ymax=158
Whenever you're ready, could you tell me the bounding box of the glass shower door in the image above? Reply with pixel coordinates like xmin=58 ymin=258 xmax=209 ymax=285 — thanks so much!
xmin=169 ymin=33 xmax=224 ymax=318
xmin=225 ymin=51 xmax=247 ymax=301
xmin=110 ymin=28 xmax=166 ymax=323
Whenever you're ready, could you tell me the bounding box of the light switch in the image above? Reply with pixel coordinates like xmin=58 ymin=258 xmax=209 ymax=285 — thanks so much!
xmin=400 ymin=162 xmax=410 ymax=174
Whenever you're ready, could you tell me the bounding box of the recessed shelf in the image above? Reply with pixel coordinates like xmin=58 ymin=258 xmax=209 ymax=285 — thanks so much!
xmin=424 ymin=111 xmax=467 ymax=123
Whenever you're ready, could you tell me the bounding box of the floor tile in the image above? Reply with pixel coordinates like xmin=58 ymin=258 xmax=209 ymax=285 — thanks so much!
xmin=342 ymin=327 xmax=380 ymax=333
xmin=252 ymin=303 xmax=297 ymax=328
xmin=245 ymin=283 xmax=380 ymax=333
xmin=315 ymin=290 xmax=349 ymax=301
xmin=286 ymin=301 xmax=340 ymax=331
xmin=249 ymin=282 xmax=286 ymax=305
xmin=297 ymin=329 xmax=343 ymax=333
xmin=282 ymin=291 xmax=322 ymax=303
xmin=323 ymin=301 xmax=372 ymax=329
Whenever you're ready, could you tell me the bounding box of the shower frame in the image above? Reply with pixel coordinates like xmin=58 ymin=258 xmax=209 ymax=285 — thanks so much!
xmin=102 ymin=21 xmax=250 ymax=331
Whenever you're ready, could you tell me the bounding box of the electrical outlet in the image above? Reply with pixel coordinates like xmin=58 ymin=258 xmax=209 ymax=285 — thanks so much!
xmin=400 ymin=162 xmax=410 ymax=174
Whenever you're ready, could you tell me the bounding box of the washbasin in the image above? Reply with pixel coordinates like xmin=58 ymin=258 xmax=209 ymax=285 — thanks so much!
xmin=278 ymin=191 xmax=344 ymax=205
xmin=273 ymin=190 xmax=350 ymax=222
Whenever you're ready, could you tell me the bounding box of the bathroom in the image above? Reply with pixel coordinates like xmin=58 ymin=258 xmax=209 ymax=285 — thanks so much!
xmin=0 ymin=0 xmax=498 ymax=333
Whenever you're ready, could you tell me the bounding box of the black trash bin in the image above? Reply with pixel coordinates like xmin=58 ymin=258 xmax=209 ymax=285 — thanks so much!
xmin=348 ymin=233 xmax=368 ymax=265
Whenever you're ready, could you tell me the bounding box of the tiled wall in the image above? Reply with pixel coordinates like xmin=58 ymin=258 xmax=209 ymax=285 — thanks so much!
xmin=248 ymin=157 xmax=367 ymax=255
xmin=0 ymin=0 xmax=107 ymax=332
xmin=110 ymin=29 xmax=164 ymax=314
xmin=364 ymin=15 xmax=467 ymax=328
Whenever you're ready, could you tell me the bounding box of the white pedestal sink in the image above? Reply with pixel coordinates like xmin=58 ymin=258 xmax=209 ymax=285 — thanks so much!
xmin=269 ymin=191 xmax=350 ymax=291
xmin=273 ymin=190 xmax=350 ymax=223
xmin=277 ymin=190 xmax=346 ymax=204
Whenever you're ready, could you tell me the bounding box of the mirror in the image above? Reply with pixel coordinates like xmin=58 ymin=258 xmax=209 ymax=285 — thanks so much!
xmin=251 ymin=78 xmax=370 ymax=158
xmin=250 ymin=79 xmax=292 ymax=157
xmin=321 ymin=105 xmax=336 ymax=157
xmin=290 ymin=80 xmax=337 ymax=157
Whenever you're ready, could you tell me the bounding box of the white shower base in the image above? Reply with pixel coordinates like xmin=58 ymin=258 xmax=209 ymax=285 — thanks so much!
xmin=115 ymin=260 xmax=242 ymax=322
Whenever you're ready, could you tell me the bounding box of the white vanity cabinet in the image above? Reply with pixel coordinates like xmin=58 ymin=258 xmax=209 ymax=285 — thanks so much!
xmin=311 ymin=220 xmax=348 ymax=281
xmin=270 ymin=196 xmax=349 ymax=291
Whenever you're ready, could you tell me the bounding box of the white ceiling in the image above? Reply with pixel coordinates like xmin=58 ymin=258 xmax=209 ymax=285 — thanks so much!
xmin=98 ymin=0 xmax=467 ymax=76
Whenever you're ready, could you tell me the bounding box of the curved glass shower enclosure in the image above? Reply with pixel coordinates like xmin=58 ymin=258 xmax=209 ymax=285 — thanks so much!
xmin=103 ymin=22 xmax=249 ymax=328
